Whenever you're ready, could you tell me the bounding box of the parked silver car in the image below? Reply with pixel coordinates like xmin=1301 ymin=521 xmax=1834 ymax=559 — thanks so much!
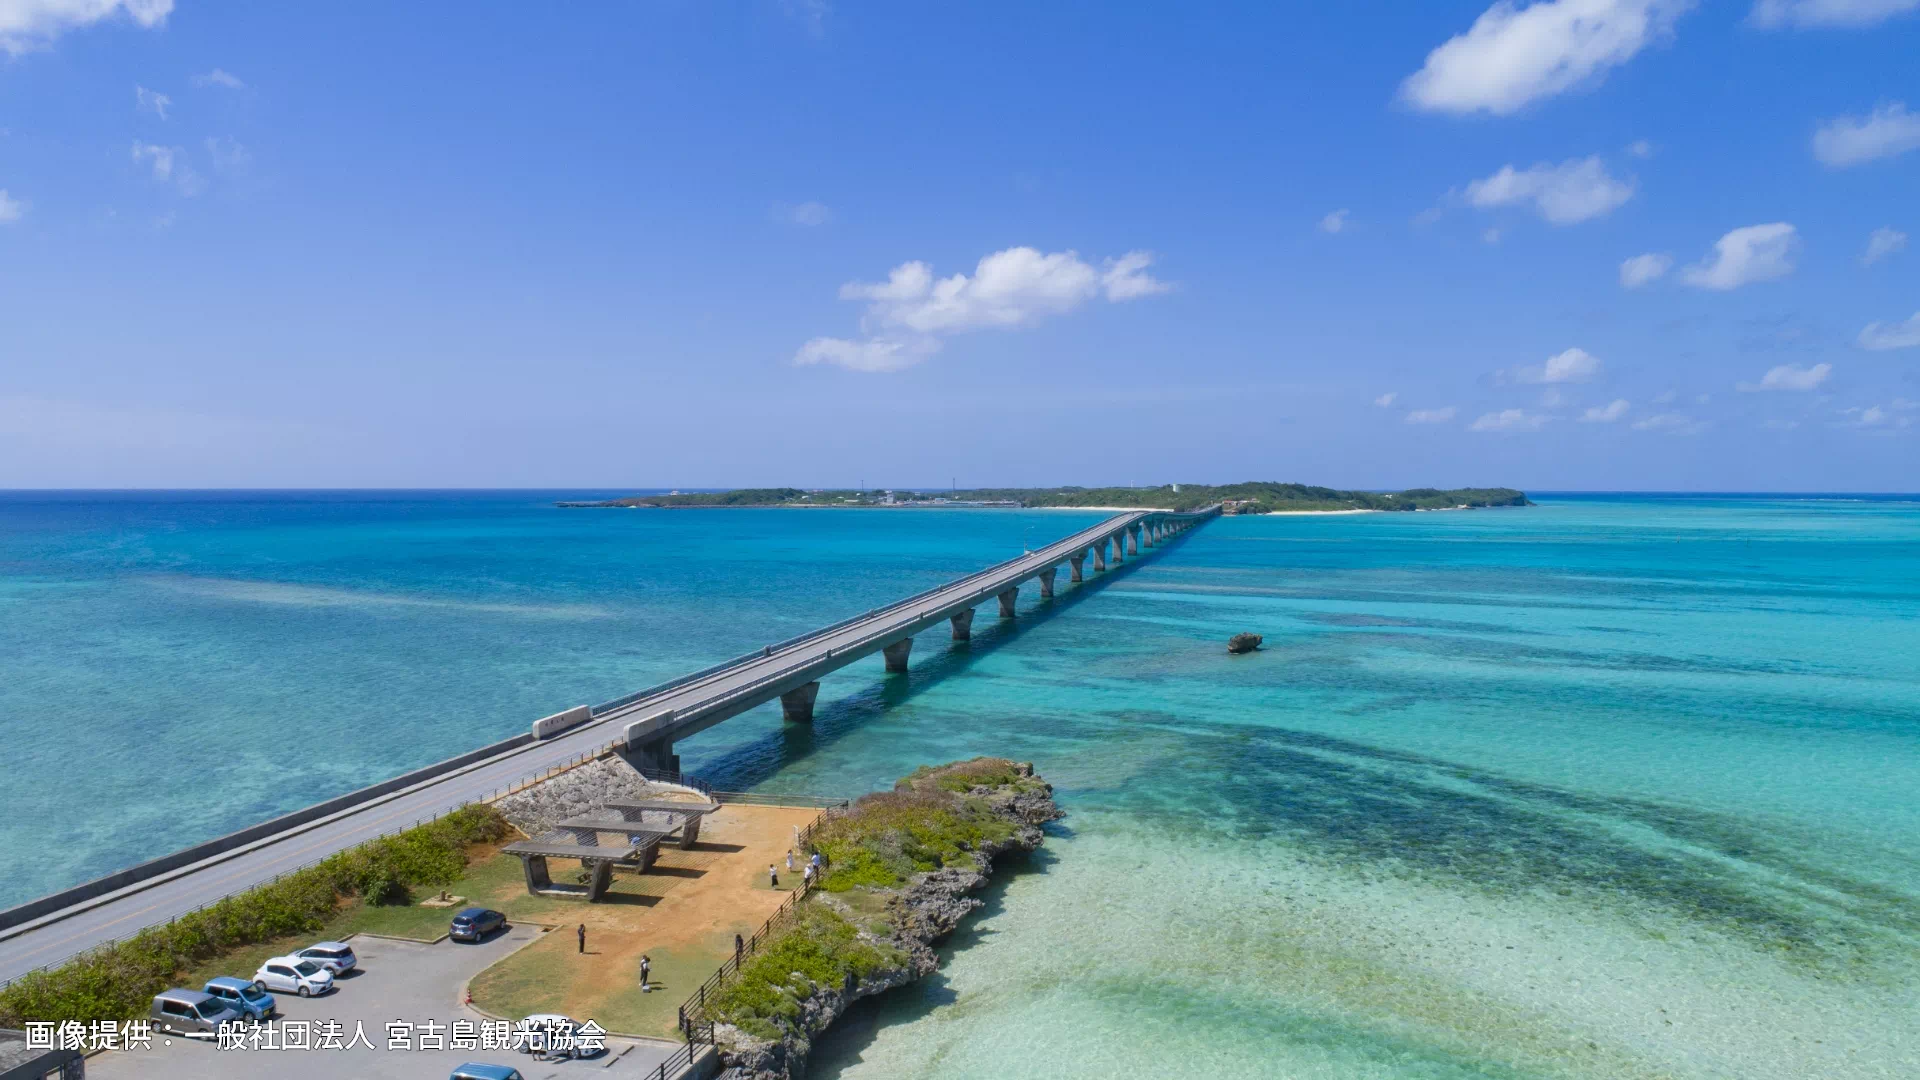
xmin=296 ymin=941 xmax=357 ymax=975
xmin=150 ymin=988 xmax=246 ymax=1038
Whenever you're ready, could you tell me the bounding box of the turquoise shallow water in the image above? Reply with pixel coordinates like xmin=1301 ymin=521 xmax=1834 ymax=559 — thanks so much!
xmin=3 ymin=492 xmax=1918 ymax=1078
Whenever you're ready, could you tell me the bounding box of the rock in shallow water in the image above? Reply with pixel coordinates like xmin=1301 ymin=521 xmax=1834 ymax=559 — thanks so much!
xmin=1228 ymin=632 xmax=1263 ymax=654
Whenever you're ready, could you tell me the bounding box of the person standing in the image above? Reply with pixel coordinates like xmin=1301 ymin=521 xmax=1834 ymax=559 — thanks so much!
xmin=785 ymin=850 xmax=793 ymax=872
xmin=576 ymin=923 xmax=586 ymax=954
xmin=734 ymin=933 xmax=744 ymax=959
xmin=639 ymin=954 xmax=652 ymax=991
xmin=768 ymin=864 xmax=779 ymax=889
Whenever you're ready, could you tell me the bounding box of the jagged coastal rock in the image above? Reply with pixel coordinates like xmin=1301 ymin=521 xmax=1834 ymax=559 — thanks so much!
xmin=716 ymin=760 xmax=1063 ymax=1080
xmin=1227 ymin=631 xmax=1263 ymax=654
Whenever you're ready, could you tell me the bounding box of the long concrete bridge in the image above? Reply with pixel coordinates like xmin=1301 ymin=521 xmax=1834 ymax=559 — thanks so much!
xmin=0 ymin=506 xmax=1218 ymax=985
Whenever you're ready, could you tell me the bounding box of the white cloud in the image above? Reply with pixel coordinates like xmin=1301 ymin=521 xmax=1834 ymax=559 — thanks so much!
xmin=1859 ymin=311 xmax=1920 ymax=350
xmin=131 ymin=140 xmax=174 ymax=180
xmin=1633 ymin=411 xmax=1707 ymax=434
xmin=191 ymin=68 xmax=245 ymax=90
xmin=1581 ymin=399 xmax=1630 ymax=422
xmin=793 ymin=336 xmax=937 ymax=373
xmin=0 ymin=188 xmax=23 ymax=223
xmin=797 ymin=246 xmax=1169 ymax=372
xmin=1541 ymin=388 xmax=1567 ymax=407
xmin=1619 ymin=252 xmax=1671 ymax=287
xmin=1400 ymin=0 xmax=1694 ymax=115
xmin=1507 ymin=346 xmax=1603 ymax=384
xmin=781 ymin=0 xmax=829 ymax=37
xmin=1737 ymin=362 xmax=1832 ymax=392
xmin=1812 ymin=103 xmax=1920 ymax=167
xmin=1627 ymin=139 xmax=1654 ymax=158
xmin=1842 ymin=401 xmax=1916 ymax=430
xmin=1483 ymin=227 xmax=1502 ymax=244
xmin=131 ymin=140 xmax=203 ymax=195
xmin=1374 ymin=392 xmax=1398 ymax=407
xmin=1463 ymin=157 xmax=1634 ymax=225
xmin=1406 ymin=406 xmax=1457 ymax=424
xmin=1320 ymin=209 xmax=1350 ymax=234
xmin=1752 ymin=0 xmax=1920 ymax=27
xmin=787 ymin=201 xmax=830 ymax=227
xmin=1470 ymin=408 xmax=1549 ymax=432
xmin=204 ymin=135 xmax=249 ymax=170
xmin=1862 ymin=227 xmax=1907 ymax=265
xmin=0 ymin=0 xmax=170 ymax=55
xmin=1680 ymin=223 xmax=1796 ymax=289
xmin=134 ymin=84 xmax=171 ymax=119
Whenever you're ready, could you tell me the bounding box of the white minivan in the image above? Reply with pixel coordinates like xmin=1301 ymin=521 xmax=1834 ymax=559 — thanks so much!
xmin=253 ymin=955 xmax=334 ymax=997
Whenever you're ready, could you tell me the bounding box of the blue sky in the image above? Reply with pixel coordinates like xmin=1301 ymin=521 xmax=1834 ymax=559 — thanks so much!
xmin=1 ymin=0 xmax=1916 ymax=491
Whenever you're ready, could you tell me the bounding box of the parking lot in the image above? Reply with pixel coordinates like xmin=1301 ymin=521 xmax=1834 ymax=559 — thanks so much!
xmin=88 ymin=929 xmax=690 ymax=1079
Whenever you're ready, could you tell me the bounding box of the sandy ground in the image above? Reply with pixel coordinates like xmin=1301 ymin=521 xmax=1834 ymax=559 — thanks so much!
xmin=469 ymin=803 xmax=822 ymax=1037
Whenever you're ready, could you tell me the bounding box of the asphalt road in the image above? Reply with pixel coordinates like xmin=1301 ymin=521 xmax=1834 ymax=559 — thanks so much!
xmin=0 ymin=508 xmax=1205 ymax=985
xmin=86 ymin=928 xmax=689 ymax=1079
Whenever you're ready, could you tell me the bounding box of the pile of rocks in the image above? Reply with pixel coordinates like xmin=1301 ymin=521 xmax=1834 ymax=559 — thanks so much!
xmin=492 ymin=755 xmax=699 ymax=836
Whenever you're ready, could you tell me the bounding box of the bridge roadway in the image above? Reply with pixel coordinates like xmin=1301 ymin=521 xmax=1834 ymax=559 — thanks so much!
xmin=0 ymin=506 xmax=1217 ymax=985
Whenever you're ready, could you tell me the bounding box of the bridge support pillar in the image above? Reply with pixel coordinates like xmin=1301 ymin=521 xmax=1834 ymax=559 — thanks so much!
xmin=1069 ymin=553 xmax=1085 ymax=582
xmin=1093 ymin=543 xmax=1107 ymax=572
xmin=1127 ymin=528 xmax=1139 ymax=556
xmin=1110 ymin=535 xmax=1124 ymax=564
xmin=620 ymin=737 xmax=679 ymax=776
xmin=950 ymin=608 xmax=974 ymax=641
xmin=883 ymin=637 xmax=913 ymax=673
xmin=1039 ymin=568 xmax=1057 ymax=598
xmin=780 ymin=681 xmax=820 ymax=724
xmin=998 ymin=588 xmax=1018 ymax=617
xmin=1144 ymin=524 xmax=1155 ymax=547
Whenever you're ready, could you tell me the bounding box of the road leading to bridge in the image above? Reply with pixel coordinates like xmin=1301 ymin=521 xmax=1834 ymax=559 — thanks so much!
xmin=0 ymin=506 xmax=1218 ymax=986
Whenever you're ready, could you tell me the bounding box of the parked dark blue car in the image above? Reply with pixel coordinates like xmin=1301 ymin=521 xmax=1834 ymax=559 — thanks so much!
xmin=450 ymin=907 xmax=506 ymax=943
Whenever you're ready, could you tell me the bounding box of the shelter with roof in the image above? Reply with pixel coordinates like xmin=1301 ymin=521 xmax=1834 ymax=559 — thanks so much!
xmin=501 ymin=799 xmax=719 ymax=902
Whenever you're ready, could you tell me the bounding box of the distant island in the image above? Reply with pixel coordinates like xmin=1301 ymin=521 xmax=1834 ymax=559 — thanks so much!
xmin=561 ymin=483 xmax=1531 ymax=514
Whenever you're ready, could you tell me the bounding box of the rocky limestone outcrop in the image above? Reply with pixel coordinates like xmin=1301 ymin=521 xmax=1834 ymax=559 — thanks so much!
xmin=715 ymin=762 xmax=1062 ymax=1080
xmin=1227 ymin=631 xmax=1263 ymax=654
xmin=492 ymin=754 xmax=704 ymax=836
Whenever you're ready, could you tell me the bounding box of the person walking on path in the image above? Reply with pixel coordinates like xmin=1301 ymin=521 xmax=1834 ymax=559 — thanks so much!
xmin=576 ymin=923 xmax=586 ymax=954
xmin=785 ymin=850 xmax=793 ymax=872
xmin=803 ymin=863 xmax=814 ymax=888
xmin=735 ymin=933 xmax=744 ymax=960
xmin=639 ymin=954 xmax=652 ymax=992
xmin=768 ymin=864 xmax=779 ymax=889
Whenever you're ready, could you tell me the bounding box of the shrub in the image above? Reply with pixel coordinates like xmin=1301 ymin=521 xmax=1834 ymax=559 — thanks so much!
xmin=0 ymin=804 xmax=508 ymax=1028
xmin=810 ymin=784 xmax=1018 ymax=893
xmin=706 ymin=905 xmax=903 ymax=1040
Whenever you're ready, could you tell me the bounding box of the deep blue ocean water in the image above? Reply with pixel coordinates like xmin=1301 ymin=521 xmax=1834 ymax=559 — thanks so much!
xmin=3 ymin=491 xmax=1916 ymax=1079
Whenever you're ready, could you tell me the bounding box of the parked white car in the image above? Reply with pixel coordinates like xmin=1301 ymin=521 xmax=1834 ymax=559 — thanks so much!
xmin=253 ymin=956 xmax=334 ymax=997
xmin=296 ymin=941 xmax=357 ymax=975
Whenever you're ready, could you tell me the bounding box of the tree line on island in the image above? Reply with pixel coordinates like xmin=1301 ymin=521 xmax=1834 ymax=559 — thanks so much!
xmin=562 ymin=482 xmax=1530 ymax=514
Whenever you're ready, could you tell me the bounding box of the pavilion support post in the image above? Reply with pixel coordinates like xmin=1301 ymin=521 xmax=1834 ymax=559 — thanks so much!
xmin=1039 ymin=567 xmax=1057 ymax=598
xmin=950 ymin=608 xmax=974 ymax=641
xmin=779 ymin=681 xmax=820 ymax=724
xmin=678 ymin=816 xmax=702 ymax=849
xmin=586 ymin=859 xmax=614 ymax=902
xmin=998 ymin=588 xmax=1018 ymax=618
xmin=883 ymin=637 xmax=913 ymax=673
xmin=1069 ymin=553 xmax=1085 ymax=583
xmin=522 ymin=854 xmax=551 ymax=894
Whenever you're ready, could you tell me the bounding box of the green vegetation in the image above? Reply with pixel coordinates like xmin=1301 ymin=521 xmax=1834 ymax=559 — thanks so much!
xmin=704 ymin=758 xmax=1041 ymax=1039
xmin=564 ymin=482 xmax=1529 ymax=513
xmin=809 ymin=763 xmax=1025 ymax=893
xmin=0 ymin=805 xmax=510 ymax=1028
xmin=705 ymin=903 xmax=906 ymax=1040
